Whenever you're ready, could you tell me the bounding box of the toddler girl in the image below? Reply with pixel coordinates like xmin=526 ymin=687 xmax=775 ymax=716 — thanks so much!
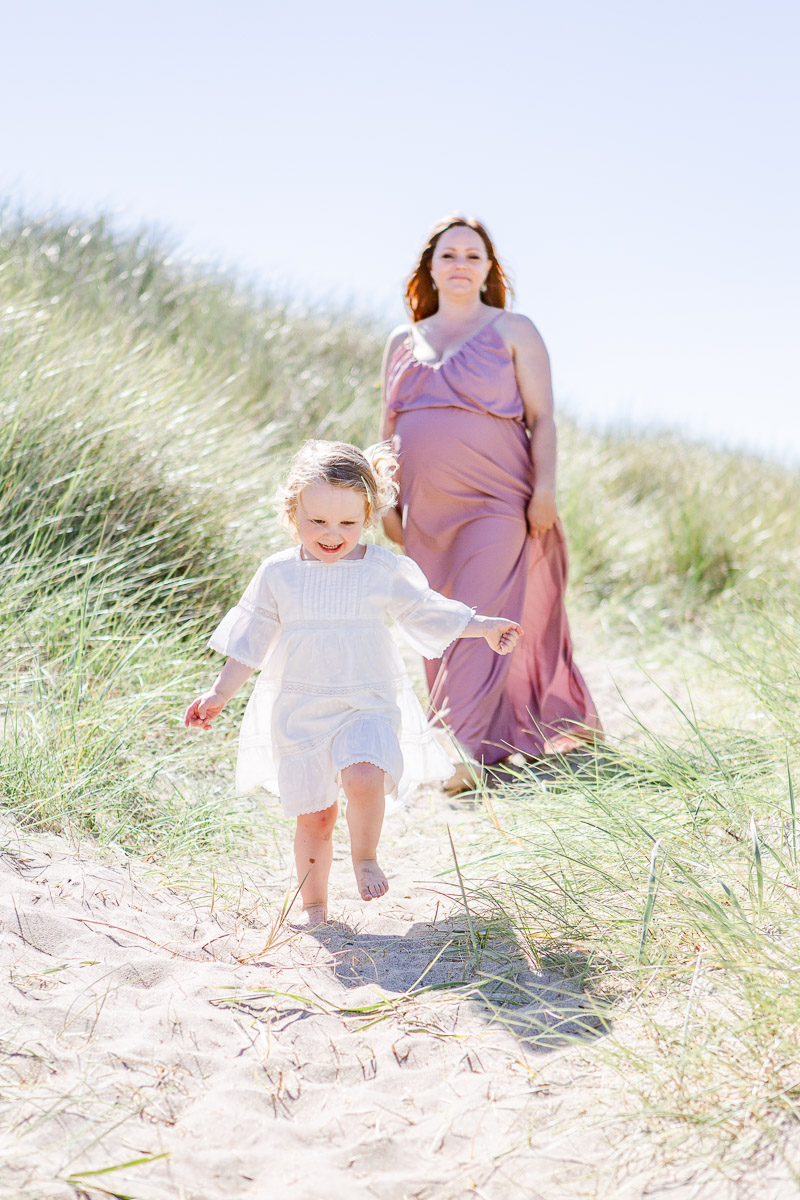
xmin=185 ymin=440 xmax=522 ymax=925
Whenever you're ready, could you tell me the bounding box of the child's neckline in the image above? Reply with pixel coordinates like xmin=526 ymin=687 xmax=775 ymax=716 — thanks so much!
xmin=297 ymin=543 xmax=374 ymax=565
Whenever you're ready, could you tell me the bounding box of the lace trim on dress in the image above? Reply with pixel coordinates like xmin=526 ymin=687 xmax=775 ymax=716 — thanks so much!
xmin=436 ymin=604 xmax=476 ymax=654
xmin=207 ymin=636 xmax=268 ymax=671
xmin=256 ymin=673 xmax=417 ymax=698
xmin=281 ymin=618 xmax=383 ymax=631
xmin=395 ymin=595 xmax=476 ymax=658
xmin=224 ymin=653 xmax=260 ymax=670
xmin=290 ymin=797 xmax=343 ymax=816
xmin=238 ymin=596 xmax=279 ymax=621
xmin=336 ymin=755 xmax=395 ymax=779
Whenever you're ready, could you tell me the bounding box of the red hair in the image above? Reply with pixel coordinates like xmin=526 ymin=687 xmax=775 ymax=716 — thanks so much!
xmin=405 ymin=216 xmax=513 ymax=322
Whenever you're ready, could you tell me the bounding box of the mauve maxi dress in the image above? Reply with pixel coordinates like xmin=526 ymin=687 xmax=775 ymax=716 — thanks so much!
xmin=384 ymin=313 xmax=601 ymax=766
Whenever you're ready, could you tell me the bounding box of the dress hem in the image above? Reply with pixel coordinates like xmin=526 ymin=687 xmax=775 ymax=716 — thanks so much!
xmin=421 ymin=606 xmax=476 ymax=661
xmin=207 ymin=642 xmax=262 ymax=671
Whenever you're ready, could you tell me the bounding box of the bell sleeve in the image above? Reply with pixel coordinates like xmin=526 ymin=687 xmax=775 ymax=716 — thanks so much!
xmin=207 ymin=560 xmax=281 ymax=670
xmin=388 ymin=554 xmax=475 ymax=660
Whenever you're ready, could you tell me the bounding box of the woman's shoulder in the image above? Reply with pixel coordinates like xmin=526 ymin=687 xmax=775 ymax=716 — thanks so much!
xmin=383 ymin=323 xmax=411 ymax=356
xmin=494 ymin=310 xmax=546 ymax=347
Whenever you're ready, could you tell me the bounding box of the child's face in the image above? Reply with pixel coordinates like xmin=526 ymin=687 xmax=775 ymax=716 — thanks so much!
xmin=295 ymin=482 xmax=368 ymax=563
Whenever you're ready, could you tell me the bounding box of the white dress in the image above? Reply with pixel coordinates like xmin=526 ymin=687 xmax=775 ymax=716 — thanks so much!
xmin=208 ymin=543 xmax=475 ymax=816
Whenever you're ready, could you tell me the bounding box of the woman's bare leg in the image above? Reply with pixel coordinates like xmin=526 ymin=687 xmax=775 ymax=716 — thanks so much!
xmin=294 ymin=801 xmax=338 ymax=924
xmin=341 ymin=763 xmax=388 ymax=901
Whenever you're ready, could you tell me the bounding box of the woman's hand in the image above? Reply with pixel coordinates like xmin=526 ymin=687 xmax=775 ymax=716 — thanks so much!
xmin=184 ymin=691 xmax=227 ymax=731
xmin=382 ymin=508 xmax=404 ymax=549
xmin=526 ymin=489 xmax=558 ymax=537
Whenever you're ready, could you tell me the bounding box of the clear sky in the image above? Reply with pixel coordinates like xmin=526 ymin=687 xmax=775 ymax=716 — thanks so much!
xmin=2 ymin=0 xmax=798 ymax=464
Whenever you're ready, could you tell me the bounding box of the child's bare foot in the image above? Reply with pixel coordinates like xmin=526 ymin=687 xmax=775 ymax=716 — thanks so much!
xmin=354 ymin=859 xmax=388 ymax=901
xmin=302 ymin=902 xmax=328 ymax=927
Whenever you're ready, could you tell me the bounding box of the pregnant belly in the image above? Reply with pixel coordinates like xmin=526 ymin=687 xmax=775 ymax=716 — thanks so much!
xmin=394 ymin=407 xmax=533 ymax=510
xmin=394 ymin=407 xmax=533 ymax=601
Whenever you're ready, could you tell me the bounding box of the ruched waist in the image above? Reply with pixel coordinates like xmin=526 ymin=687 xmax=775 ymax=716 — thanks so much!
xmin=389 ymin=396 xmax=526 ymax=423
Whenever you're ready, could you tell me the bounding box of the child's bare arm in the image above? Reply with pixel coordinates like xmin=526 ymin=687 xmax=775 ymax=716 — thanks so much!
xmin=184 ymin=658 xmax=254 ymax=730
xmin=461 ymin=616 xmax=523 ymax=656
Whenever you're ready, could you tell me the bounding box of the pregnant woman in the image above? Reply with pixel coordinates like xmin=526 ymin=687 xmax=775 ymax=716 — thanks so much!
xmin=380 ymin=215 xmax=601 ymax=788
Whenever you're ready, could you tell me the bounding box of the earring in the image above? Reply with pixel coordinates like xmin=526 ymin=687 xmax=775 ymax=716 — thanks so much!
xmin=431 ymin=280 xmax=437 ymax=291
xmin=481 ymin=282 xmax=488 ymax=294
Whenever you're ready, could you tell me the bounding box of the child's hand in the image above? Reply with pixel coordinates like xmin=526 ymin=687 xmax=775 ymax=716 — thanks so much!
xmin=184 ymin=691 xmax=227 ymax=731
xmin=481 ymin=618 xmax=523 ymax=656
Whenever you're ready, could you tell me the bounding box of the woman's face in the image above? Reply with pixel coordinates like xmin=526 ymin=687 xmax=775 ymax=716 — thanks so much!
xmin=429 ymin=226 xmax=490 ymax=301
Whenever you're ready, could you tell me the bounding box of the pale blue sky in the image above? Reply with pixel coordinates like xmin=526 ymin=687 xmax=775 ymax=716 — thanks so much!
xmin=2 ymin=0 xmax=798 ymax=463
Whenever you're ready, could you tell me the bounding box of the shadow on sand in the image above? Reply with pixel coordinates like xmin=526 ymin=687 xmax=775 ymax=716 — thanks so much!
xmin=299 ymin=913 xmax=613 ymax=1053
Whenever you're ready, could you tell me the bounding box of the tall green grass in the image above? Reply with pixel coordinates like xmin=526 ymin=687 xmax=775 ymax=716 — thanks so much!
xmin=558 ymin=421 xmax=800 ymax=619
xmin=1 ymin=209 xmax=384 ymax=455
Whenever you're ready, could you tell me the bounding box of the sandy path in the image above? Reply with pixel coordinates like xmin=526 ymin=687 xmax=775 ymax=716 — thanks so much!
xmin=2 ymin=645 xmax=793 ymax=1200
xmin=2 ymin=801 xmax=603 ymax=1200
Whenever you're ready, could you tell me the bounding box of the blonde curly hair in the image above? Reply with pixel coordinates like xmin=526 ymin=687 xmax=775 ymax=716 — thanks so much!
xmin=278 ymin=440 xmax=399 ymax=532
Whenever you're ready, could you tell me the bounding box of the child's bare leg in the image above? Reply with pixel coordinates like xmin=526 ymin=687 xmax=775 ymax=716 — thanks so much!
xmin=294 ymin=802 xmax=338 ymax=924
xmin=341 ymin=763 xmax=388 ymax=901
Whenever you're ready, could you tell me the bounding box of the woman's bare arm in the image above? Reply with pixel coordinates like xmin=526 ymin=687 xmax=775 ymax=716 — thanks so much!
xmin=379 ymin=326 xmax=410 ymax=546
xmin=379 ymin=326 xmax=410 ymax=439
xmin=501 ymin=313 xmax=558 ymax=536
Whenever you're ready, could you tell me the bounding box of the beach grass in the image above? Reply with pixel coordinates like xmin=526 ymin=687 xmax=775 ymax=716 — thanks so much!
xmin=460 ymin=595 xmax=800 ymax=1176
xmin=2 ymin=208 xmax=799 ymax=1185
